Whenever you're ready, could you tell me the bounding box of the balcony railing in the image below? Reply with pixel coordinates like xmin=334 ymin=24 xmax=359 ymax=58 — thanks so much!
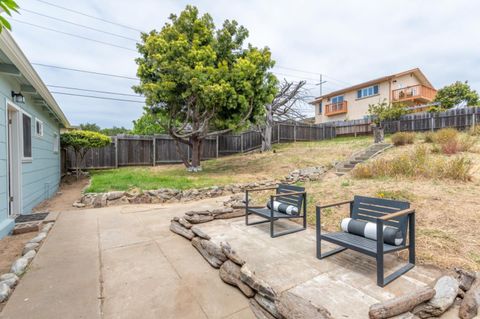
xmin=392 ymin=85 xmax=436 ymax=103
xmin=325 ymin=101 xmax=348 ymax=116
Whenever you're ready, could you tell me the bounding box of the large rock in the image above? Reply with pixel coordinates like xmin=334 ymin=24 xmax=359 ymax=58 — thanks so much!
xmin=169 ymin=221 xmax=195 ymax=240
xmin=185 ymin=210 xmax=211 ymax=216
xmin=0 ymin=283 xmax=11 ymax=302
xmin=41 ymin=222 xmax=54 ymax=233
xmin=255 ymin=293 xmax=283 ymax=318
xmin=369 ymin=287 xmax=436 ymax=319
xmin=28 ymin=232 xmax=47 ymax=244
xmin=240 ymin=264 xmax=276 ymax=300
xmin=106 ymin=191 xmax=125 ymax=201
xmin=23 ymin=250 xmax=36 ymax=262
xmin=249 ymin=299 xmax=277 ymax=319
xmin=276 ymin=290 xmax=332 ymax=319
xmin=214 ymin=209 xmax=245 ymax=219
xmin=11 ymin=257 xmax=29 ymax=275
xmin=93 ymin=193 xmax=108 ymax=208
xmin=456 ymin=268 xmax=477 ymax=292
xmin=22 ymin=242 xmax=39 ymax=255
xmin=413 ymin=276 xmax=459 ymax=318
xmin=172 ymin=217 xmax=192 ymax=229
xmin=191 ymin=237 xmax=227 ymax=268
xmin=0 ymin=273 xmax=19 ymax=288
xmin=221 ymin=242 xmax=245 ymax=266
xmin=210 ymin=207 xmax=234 ymax=217
xmin=459 ymin=277 xmax=480 ymax=319
xmin=191 ymin=227 xmax=210 ymax=240
xmin=184 ymin=214 xmax=214 ymax=224
xmin=219 ymin=260 xmax=255 ymax=297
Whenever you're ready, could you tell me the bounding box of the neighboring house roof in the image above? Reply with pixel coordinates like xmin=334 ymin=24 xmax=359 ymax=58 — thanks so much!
xmin=310 ymin=68 xmax=434 ymax=104
xmin=0 ymin=30 xmax=70 ymax=127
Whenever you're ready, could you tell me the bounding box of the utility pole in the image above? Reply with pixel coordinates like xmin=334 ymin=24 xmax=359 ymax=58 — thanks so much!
xmin=315 ymin=74 xmax=327 ymax=97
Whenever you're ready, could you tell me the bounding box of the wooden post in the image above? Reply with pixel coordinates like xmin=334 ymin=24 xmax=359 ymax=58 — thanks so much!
xmin=241 ymin=133 xmax=244 ymax=153
xmin=293 ymin=124 xmax=297 ymax=142
xmin=152 ymin=136 xmax=156 ymax=166
xmin=323 ymin=124 xmax=325 ymax=140
xmin=278 ymin=124 xmax=281 ymax=143
xmin=216 ymin=135 xmax=219 ymax=158
xmin=472 ymin=112 xmax=476 ymax=130
xmin=431 ymin=116 xmax=435 ymax=132
xmin=397 ymin=120 xmax=401 ymax=132
xmin=114 ymin=136 xmax=119 ymax=168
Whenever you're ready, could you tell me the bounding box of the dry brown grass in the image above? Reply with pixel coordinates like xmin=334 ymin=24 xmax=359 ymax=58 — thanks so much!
xmin=303 ymin=136 xmax=480 ymax=271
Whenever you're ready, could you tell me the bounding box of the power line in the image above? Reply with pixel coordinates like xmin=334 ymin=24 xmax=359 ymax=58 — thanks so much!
xmin=50 ymin=91 xmax=145 ymax=103
xmin=11 ymin=19 xmax=137 ymax=52
xmin=46 ymin=85 xmax=142 ymax=97
xmin=31 ymin=0 xmax=143 ymax=33
xmin=21 ymin=8 xmax=139 ymax=42
xmin=32 ymin=63 xmax=139 ymax=80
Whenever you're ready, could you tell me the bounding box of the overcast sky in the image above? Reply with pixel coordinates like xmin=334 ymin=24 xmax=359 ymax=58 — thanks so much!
xmin=9 ymin=0 xmax=480 ymax=128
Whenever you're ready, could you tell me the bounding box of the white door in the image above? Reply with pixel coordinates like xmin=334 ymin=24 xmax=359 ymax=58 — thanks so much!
xmin=7 ymin=104 xmax=21 ymax=216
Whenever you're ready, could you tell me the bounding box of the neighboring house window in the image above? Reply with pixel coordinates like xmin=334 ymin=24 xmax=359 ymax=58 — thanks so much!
xmin=357 ymin=85 xmax=379 ymax=99
xmin=53 ymin=133 xmax=59 ymax=153
xmin=22 ymin=113 xmax=32 ymax=159
xmin=331 ymin=95 xmax=344 ymax=105
xmin=318 ymin=102 xmax=322 ymax=115
xmin=35 ymin=119 xmax=44 ymax=137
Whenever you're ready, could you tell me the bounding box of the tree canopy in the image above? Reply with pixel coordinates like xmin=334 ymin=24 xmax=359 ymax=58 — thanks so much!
xmin=132 ymin=108 xmax=165 ymax=135
xmin=79 ymin=123 xmax=130 ymax=136
xmin=368 ymin=100 xmax=408 ymax=126
xmin=0 ymin=0 xmax=19 ymax=32
xmin=433 ymin=81 xmax=479 ymax=110
xmin=133 ymin=5 xmax=277 ymax=169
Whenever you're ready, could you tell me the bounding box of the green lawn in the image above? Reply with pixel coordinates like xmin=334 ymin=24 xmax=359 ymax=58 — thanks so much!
xmin=85 ymin=136 xmax=372 ymax=193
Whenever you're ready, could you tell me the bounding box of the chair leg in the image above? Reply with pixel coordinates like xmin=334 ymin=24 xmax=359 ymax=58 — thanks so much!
xmin=270 ymin=217 xmax=274 ymax=238
xmin=376 ymin=253 xmax=384 ymax=287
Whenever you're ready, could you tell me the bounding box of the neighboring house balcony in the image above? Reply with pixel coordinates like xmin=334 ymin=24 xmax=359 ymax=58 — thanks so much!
xmin=392 ymin=85 xmax=436 ymax=104
xmin=325 ymin=101 xmax=348 ymax=116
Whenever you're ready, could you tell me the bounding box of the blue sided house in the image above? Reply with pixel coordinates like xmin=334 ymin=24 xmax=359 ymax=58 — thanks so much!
xmin=0 ymin=30 xmax=70 ymax=239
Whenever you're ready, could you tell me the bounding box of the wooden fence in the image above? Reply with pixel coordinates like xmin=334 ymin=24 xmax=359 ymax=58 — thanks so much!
xmin=66 ymin=108 xmax=480 ymax=170
xmin=66 ymin=123 xmax=336 ymax=169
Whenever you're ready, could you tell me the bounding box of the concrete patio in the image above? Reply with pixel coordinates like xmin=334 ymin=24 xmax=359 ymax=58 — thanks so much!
xmin=0 ymin=196 xmax=444 ymax=319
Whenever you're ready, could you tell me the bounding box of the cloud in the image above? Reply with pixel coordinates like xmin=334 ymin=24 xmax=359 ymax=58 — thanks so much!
xmin=10 ymin=0 xmax=480 ymax=127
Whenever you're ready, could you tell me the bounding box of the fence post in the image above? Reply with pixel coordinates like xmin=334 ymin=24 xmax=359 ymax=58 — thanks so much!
xmin=240 ymin=133 xmax=244 ymax=153
xmin=216 ymin=135 xmax=219 ymax=158
xmin=114 ymin=136 xmax=119 ymax=168
xmin=431 ymin=116 xmax=435 ymax=132
xmin=152 ymin=136 xmax=156 ymax=166
xmin=397 ymin=121 xmax=401 ymax=132
xmin=472 ymin=112 xmax=476 ymax=130
xmin=293 ymin=124 xmax=297 ymax=142
xmin=277 ymin=124 xmax=280 ymax=143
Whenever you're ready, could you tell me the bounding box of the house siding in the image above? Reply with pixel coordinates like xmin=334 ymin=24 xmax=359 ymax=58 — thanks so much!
xmin=314 ymin=72 xmax=425 ymax=124
xmin=0 ymin=73 xmax=61 ymax=238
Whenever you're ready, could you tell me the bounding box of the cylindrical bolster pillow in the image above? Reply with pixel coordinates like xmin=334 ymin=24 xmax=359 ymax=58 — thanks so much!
xmin=340 ymin=218 xmax=403 ymax=246
xmin=266 ymin=200 xmax=299 ymax=215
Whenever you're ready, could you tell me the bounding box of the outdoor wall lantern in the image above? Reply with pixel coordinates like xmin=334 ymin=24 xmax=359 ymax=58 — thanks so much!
xmin=11 ymin=91 xmax=25 ymax=104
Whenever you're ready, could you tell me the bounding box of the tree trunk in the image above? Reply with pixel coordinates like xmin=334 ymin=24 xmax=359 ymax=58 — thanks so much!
xmin=190 ymin=137 xmax=203 ymax=171
xmin=261 ymin=108 xmax=274 ymax=152
xmin=372 ymin=125 xmax=385 ymax=143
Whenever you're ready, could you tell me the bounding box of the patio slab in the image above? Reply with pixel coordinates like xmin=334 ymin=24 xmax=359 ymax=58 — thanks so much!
xmin=195 ymin=215 xmax=444 ymax=318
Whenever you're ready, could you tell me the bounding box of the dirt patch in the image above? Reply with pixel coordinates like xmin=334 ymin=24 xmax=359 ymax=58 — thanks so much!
xmin=0 ymin=233 xmax=32 ymax=275
xmin=33 ymin=175 xmax=89 ymax=212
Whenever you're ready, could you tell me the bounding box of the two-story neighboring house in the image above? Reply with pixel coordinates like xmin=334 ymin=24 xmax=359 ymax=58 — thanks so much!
xmin=310 ymin=68 xmax=436 ymax=124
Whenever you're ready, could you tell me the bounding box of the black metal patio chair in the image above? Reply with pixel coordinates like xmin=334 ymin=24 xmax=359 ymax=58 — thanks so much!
xmin=245 ymin=184 xmax=307 ymax=238
xmin=316 ymin=195 xmax=415 ymax=287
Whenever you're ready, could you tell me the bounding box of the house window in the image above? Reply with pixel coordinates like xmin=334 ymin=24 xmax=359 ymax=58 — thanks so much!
xmin=331 ymin=95 xmax=344 ymax=104
xmin=35 ymin=119 xmax=44 ymax=137
xmin=22 ymin=113 xmax=32 ymax=159
xmin=53 ymin=133 xmax=59 ymax=153
xmin=318 ymin=102 xmax=322 ymax=115
xmin=357 ymin=85 xmax=379 ymax=99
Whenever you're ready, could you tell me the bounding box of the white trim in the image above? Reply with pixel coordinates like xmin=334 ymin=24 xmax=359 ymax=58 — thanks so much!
xmin=0 ymin=30 xmax=70 ymax=127
xmin=20 ymin=111 xmax=33 ymax=162
xmin=5 ymin=100 xmax=23 ymax=216
xmin=35 ymin=118 xmax=44 ymax=137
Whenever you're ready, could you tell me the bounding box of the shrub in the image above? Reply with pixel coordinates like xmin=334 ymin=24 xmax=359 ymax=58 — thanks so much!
xmin=433 ymin=128 xmax=458 ymax=144
xmin=424 ymin=131 xmax=435 ymax=143
xmin=391 ymin=132 xmax=416 ymax=146
xmin=438 ymin=132 xmax=475 ymax=155
xmin=352 ymin=145 xmax=472 ymax=181
xmin=469 ymin=125 xmax=480 ymax=136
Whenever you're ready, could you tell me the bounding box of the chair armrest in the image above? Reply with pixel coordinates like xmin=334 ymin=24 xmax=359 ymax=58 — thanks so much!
xmin=246 ymin=186 xmax=278 ymax=192
xmin=316 ymin=200 xmax=353 ymax=209
xmin=271 ymin=191 xmax=306 ymax=198
xmin=378 ymin=208 xmax=415 ymax=221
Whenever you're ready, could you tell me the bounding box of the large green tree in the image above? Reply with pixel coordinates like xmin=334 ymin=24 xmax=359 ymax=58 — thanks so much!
xmin=433 ymin=81 xmax=479 ymax=110
xmin=0 ymin=0 xmax=19 ymax=32
xmin=132 ymin=108 xmax=165 ymax=135
xmin=133 ymin=6 xmax=277 ymax=170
